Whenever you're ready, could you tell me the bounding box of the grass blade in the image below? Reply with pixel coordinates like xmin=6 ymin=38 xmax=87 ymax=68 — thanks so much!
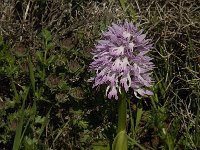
xmin=12 ymin=87 xmax=29 ymax=150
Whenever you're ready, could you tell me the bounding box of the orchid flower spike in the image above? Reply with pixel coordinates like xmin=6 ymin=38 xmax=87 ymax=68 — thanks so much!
xmin=89 ymin=21 xmax=154 ymax=99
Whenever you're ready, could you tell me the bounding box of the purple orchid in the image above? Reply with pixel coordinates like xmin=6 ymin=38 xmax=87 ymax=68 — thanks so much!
xmin=89 ymin=21 xmax=154 ymax=100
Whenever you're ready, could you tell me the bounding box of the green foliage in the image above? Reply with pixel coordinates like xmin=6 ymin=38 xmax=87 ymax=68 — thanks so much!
xmin=12 ymin=87 xmax=29 ymax=150
xmin=112 ymin=131 xmax=127 ymax=150
xmin=92 ymin=142 xmax=110 ymax=150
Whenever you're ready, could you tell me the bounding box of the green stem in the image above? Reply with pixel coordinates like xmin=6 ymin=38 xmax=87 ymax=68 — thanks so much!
xmin=112 ymin=92 xmax=128 ymax=150
xmin=42 ymin=49 xmax=47 ymax=81
xmin=117 ymin=93 xmax=127 ymax=133
xmin=128 ymin=99 xmax=135 ymax=137
xmin=128 ymin=136 xmax=146 ymax=150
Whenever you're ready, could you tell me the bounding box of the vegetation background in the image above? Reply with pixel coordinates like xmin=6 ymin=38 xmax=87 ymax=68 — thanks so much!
xmin=0 ymin=0 xmax=199 ymax=149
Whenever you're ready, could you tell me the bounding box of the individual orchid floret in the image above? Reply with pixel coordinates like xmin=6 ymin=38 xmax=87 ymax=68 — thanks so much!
xmin=89 ymin=21 xmax=154 ymax=100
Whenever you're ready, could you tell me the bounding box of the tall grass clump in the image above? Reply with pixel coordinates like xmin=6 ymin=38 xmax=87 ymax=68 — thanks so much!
xmin=129 ymin=0 xmax=200 ymax=149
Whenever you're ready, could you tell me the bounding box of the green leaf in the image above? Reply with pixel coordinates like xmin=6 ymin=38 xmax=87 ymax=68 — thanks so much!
xmin=119 ymin=0 xmax=127 ymax=11
xmin=128 ymin=4 xmax=137 ymax=21
xmin=53 ymin=120 xmax=70 ymax=144
xmin=37 ymin=109 xmax=51 ymax=139
xmin=41 ymin=29 xmax=52 ymax=43
xmin=46 ymin=55 xmax=56 ymax=65
xmin=23 ymin=136 xmax=37 ymax=150
xmin=46 ymin=42 xmax=54 ymax=51
xmin=35 ymin=116 xmax=45 ymax=124
xmin=128 ymin=136 xmax=146 ymax=150
xmin=58 ymin=81 xmax=69 ymax=91
xmin=135 ymin=108 xmax=143 ymax=132
xmin=92 ymin=140 xmax=110 ymax=150
xmin=78 ymin=120 xmax=88 ymax=129
xmin=112 ymin=130 xmax=128 ymax=150
xmin=36 ymin=51 xmax=44 ymax=63
xmin=36 ymin=70 xmax=45 ymax=80
xmin=11 ymin=78 xmax=19 ymax=102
